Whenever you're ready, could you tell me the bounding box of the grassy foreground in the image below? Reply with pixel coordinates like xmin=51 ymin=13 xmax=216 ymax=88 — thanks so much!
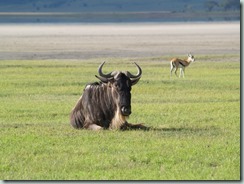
xmin=0 ymin=55 xmax=240 ymax=180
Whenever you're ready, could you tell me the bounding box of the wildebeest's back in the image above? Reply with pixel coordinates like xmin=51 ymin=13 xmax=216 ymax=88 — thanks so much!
xmin=70 ymin=82 xmax=116 ymax=129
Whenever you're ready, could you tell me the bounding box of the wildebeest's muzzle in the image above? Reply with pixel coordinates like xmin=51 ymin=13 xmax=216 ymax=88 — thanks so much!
xmin=121 ymin=105 xmax=131 ymax=116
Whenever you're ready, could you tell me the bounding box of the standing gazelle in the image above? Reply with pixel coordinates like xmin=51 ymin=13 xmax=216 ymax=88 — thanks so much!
xmin=170 ymin=54 xmax=195 ymax=78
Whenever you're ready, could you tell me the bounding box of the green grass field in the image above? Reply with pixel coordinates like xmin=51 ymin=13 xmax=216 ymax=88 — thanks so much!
xmin=0 ymin=54 xmax=240 ymax=180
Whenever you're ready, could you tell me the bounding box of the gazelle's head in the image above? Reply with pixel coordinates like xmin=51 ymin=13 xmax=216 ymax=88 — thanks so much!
xmin=187 ymin=54 xmax=195 ymax=62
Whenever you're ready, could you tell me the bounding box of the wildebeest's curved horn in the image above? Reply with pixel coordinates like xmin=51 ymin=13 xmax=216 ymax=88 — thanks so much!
xmin=128 ymin=62 xmax=142 ymax=86
xmin=98 ymin=61 xmax=113 ymax=78
xmin=96 ymin=61 xmax=112 ymax=83
xmin=127 ymin=62 xmax=142 ymax=79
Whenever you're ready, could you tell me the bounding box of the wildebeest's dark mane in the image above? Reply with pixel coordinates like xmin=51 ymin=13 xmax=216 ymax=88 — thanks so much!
xmin=85 ymin=81 xmax=102 ymax=88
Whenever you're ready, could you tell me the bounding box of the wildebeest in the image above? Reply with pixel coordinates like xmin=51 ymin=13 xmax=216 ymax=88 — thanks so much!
xmin=70 ymin=61 xmax=147 ymax=130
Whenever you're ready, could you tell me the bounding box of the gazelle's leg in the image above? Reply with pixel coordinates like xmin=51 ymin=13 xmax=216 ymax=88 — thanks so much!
xmin=170 ymin=66 xmax=174 ymax=78
xmin=180 ymin=67 xmax=184 ymax=78
xmin=182 ymin=67 xmax=185 ymax=78
xmin=170 ymin=62 xmax=174 ymax=78
xmin=174 ymin=67 xmax=178 ymax=77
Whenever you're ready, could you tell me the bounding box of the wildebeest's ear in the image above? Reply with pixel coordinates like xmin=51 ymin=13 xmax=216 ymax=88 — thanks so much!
xmin=95 ymin=75 xmax=109 ymax=83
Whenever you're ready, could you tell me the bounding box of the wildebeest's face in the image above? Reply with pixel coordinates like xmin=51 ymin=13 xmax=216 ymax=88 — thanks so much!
xmin=111 ymin=72 xmax=132 ymax=116
xmin=96 ymin=62 xmax=142 ymax=116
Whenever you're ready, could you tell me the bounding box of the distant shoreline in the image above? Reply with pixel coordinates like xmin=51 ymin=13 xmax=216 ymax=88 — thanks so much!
xmin=0 ymin=11 xmax=239 ymax=23
xmin=0 ymin=20 xmax=240 ymax=26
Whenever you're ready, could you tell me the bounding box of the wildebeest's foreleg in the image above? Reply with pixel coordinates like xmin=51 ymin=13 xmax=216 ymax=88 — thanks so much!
xmin=87 ymin=124 xmax=103 ymax=130
xmin=120 ymin=121 xmax=150 ymax=131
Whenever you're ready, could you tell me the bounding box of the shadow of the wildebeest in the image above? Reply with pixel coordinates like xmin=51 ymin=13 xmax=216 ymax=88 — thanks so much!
xmin=124 ymin=123 xmax=220 ymax=136
xmin=151 ymin=127 xmax=193 ymax=131
xmin=151 ymin=126 xmax=219 ymax=133
xmin=122 ymin=123 xmax=191 ymax=131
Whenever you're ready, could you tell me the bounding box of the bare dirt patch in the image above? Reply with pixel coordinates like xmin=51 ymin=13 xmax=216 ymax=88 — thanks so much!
xmin=0 ymin=22 xmax=240 ymax=60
